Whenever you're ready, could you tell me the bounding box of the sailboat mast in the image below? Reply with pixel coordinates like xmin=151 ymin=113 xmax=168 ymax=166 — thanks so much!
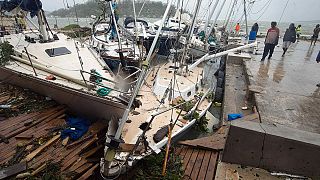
xmin=37 ymin=10 xmax=49 ymax=42
xmin=243 ymin=0 xmax=249 ymax=43
xmin=224 ymin=0 xmax=237 ymax=28
xmin=204 ymin=0 xmax=220 ymax=35
xmin=205 ymin=0 xmax=227 ymax=44
xmin=114 ymin=0 xmax=174 ymax=139
xmin=108 ymin=0 xmax=122 ymax=49
xmin=180 ymin=0 xmax=202 ymax=68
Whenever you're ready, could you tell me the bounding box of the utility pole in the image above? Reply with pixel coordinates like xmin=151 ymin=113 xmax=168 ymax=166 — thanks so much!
xmin=243 ymin=0 xmax=249 ymax=43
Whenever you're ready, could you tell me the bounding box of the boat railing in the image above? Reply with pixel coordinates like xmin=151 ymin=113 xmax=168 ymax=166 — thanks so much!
xmin=79 ymin=69 xmax=139 ymax=95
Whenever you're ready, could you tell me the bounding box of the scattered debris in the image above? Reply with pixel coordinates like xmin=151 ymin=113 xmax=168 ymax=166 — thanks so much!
xmin=227 ymin=113 xmax=243 ymax=121
xmin=0 ymin=83 xmax=106 ymax=179
xmin=178 ymin=126 xmax=228 ymax=151
xmin=270 ymin=172 xmax=308 ymax=179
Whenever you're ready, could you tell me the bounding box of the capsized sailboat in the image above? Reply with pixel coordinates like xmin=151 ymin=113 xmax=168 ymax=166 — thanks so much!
xmin=0 ymin=0 xmax=140 ymax=119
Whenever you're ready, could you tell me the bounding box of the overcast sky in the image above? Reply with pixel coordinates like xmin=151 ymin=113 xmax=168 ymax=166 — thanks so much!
xmin=41 ymin=0 xmax=320 ymax=22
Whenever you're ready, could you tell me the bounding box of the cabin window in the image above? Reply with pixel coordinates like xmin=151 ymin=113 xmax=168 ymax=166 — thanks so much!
xmin=45 ymin=47 xmax=71 ymax=57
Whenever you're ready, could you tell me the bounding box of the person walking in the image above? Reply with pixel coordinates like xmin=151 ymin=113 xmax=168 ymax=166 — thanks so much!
xmin=249 ymin=23 xmax=259 ymax=43
xmin=316 ymin=51 xmax=320 ymax=87
xmin=261 ymin=21 xmax=280 ymax=61
xmin=311 ymin=24 xmax=320 ymax=45
xmin=235 ymin=23 xmax=240 ymax=36
xmin=282 ymin=23 xmax=296 ymax=57
xmin=296 ymin=24 xmax=302 ymax=40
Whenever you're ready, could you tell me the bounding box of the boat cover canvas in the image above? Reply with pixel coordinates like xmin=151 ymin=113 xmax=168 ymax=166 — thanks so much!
xmin=0 ymin=0 xmax=42 ymax=17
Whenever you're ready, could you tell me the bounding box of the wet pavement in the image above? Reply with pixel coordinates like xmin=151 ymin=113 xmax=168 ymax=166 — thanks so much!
xmin=245 ymin=40 xmax=320 ymax=133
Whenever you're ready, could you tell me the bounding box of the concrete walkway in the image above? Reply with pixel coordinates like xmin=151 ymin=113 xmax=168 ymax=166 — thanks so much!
xmin=246 ymin=40 xmax=320 ymax=133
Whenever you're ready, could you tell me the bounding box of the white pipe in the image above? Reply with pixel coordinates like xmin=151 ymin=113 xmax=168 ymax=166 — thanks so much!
xmin=204 ymin=0 xmax=220 ymax=35
xmin=189 ymin=41 xmax=257 ymax=70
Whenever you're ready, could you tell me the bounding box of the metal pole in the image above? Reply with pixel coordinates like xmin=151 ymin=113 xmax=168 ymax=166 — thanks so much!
xmin=24 ymin=47 xmax=37 ymax=76
xmin=224 ymin=0 xmax=237 ymax=28
xmin=204 ymin=0 xmax=220 ymax=35
xmin=132 ymin=0 xmax=138 ymax=56
xmin=109 ymin=0 xmax=122 ymax=49
xmin=114 ymin=0 xmax=174 ymax=139
xmin=205 ymin=0 xmax=227 ymax=45
xmin=243 ymin=0 xmax=249 ymax=43
xmin=101 ymin=0 xmax=175 ymax=176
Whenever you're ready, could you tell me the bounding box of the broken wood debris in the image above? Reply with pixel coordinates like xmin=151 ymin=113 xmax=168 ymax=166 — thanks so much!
xmin=178 ymin=126 xmax=228 ymax=151
xmin=0 ymin=84 xmax=108 ymax=179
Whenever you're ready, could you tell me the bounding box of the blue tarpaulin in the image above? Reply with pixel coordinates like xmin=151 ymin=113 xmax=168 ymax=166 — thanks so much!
xmin=0 ymin=0 xmax=42 ymax=17
xmin=227 ymin=113 xmax=243 ymax=121
xmin=61 ymin=117 xmax=90 ymax=141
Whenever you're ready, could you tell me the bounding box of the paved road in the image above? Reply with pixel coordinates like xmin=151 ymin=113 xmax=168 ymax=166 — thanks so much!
xmin=246 ymin=40 xmax=320 ymax=133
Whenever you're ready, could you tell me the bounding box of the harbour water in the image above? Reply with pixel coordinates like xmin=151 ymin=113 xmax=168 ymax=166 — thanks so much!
xmin=33 ymin=17 xmax=317 ymax=36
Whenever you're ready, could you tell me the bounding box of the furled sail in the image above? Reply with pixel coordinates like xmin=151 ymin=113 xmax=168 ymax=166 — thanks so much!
xmin=0 ymin=0 xmax=42 ymax=17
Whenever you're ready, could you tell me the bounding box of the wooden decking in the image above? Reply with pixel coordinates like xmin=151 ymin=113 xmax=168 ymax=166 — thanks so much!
xmin=175 ymin=127 xmax=228 ymax=180
xmin=175 ymin=145 xmax=219 ymax=180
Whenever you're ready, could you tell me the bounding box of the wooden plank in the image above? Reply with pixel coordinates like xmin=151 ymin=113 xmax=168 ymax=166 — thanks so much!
xmin=178 ymin=146 xmax=188 ymax=159
xmin=78 ymin=164 xmax=98 ymax=180
xmin=0 ymin=112 xmax=39 ymax=131
xmin=25 ymin=134 xmax=60 ymax=162
xmin=69 ymin=158 xmax=87 ymax=172
xmin=174 ymin=146 xmax=183 ymax=156
xmin=205 ymin=151 xmax=218 ymax=180
xmin=75 ymin=163 xmax=93 ymax=175
xmin=183 ymin=149 xmax=199 ymax=179
xmin=0 ymin=161 xmax=26 ymax=180
xmin=60 ymin=135 xmax=98 ymax=170
xmin=4 ymin=107 xmax=65 ymax=139
xmin=190 ymin=150 xmax=205 ymax=180
xmin=197 ymin=151 xmax=212 ymax=180
xmin=66 ymin=135 xmax=94 ymax=149
xmin=182 ymin=148 xmax=193 ymax=170
xmin=179 ymin=127 xmax=228 ymax=151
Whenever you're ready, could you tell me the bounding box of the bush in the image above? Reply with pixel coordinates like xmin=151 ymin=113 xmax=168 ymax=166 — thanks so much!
xmin=0 ymin=41 xmax=14 ymax=66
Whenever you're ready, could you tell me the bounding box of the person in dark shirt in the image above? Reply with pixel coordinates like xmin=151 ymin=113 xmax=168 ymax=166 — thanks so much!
xmin=311 ymin=24 xmax=320 ymax=46
xmin=316 ymin=51 xmax=320 ymax=87
xmin=261 ymin=22 xmax=280 ymax=61
xmin=282 ymin=23 xmax=296 ymax=57
xmin=249 ymin=23 xmax=259 ymax=43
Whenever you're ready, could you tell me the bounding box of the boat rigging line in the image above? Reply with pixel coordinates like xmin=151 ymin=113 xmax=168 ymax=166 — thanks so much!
xmin=278 ymin=0 xmax=290 ymax=24
xmin=100 ymin=0 xmax=175 ymax=177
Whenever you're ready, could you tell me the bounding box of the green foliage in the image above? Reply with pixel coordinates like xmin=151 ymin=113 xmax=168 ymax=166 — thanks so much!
xmin=0 ymin=41 xmax=14 ymax=66
xmin=206 ymin=92 xmax=214 ymax=102
xmin=194 ymin=115 xmax=209 ymax=133
xmin=62 ymin=24 xmax=91 ymax=38
xmin=61 ymin=24 xmax=80 ymax=30
xmin=134 ymin=150 xmax=183 ymax=180
xmin=49 ymin=0 xmax=178 ymax=18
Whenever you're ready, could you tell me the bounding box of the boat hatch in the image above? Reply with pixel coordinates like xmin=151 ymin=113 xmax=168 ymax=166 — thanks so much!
xmin=45 ymin=47 xmax=71 ymax=57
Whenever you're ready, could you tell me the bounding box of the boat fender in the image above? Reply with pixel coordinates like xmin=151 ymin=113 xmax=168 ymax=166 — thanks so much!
xmin=153 ymin=125 xmax=169 ymax=143
xmin=45 ymin=74 xmax=56 ymax=80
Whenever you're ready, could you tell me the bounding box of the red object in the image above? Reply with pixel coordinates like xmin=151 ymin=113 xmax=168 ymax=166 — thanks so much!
xmin=45 ymin=75 xmax=56 ymax=80
xmin=235 ymin=24 xmax=240 ymax=32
